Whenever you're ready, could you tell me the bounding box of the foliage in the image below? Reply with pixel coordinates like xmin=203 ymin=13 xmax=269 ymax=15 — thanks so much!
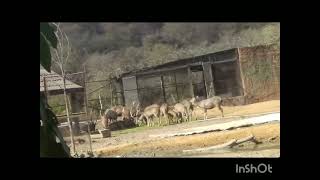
xmin=40 ymin=22 xmax=70 ymax=157
xmin=58 ymin=23 xmax=280 ymax=82
xmin=40 ymin=23 xmax=57 ymax=72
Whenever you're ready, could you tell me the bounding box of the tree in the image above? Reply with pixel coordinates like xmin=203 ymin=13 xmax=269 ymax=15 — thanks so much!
xmin=51 ymin=23 xmax=78 ymax=154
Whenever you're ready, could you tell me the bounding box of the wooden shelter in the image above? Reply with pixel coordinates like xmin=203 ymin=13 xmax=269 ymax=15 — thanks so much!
xmin=40 ymin=69 xmax=84 ymax=95
xmin=114 ymin=44 xmax=280 ymax=107
xmin=40 ymin=69 xmax=85 ymax=135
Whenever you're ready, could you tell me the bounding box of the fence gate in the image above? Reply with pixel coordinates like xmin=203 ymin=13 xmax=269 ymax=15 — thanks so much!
xmin=122 ymin=76 xmax=139 ymax=107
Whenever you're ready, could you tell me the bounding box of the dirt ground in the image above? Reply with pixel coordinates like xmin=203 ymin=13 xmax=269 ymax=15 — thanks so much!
xmin=193 ymin=100 xmax=280 ymax=118
xmin=95 ymin=122 xmax=280 ymax=157
xmin=66 ymin=100 xmax=280 ymax=157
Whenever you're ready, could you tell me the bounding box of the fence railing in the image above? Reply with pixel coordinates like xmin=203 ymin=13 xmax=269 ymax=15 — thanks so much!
xmin=44 ymin=69 xmax=280 ymax=117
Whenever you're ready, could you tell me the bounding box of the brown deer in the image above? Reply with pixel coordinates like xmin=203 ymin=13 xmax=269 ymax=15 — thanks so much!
xmin=190 ymin=96 xmax=224 ymax=121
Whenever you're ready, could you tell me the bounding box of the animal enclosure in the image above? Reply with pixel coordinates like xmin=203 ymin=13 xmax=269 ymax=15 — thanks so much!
xmin=117 ymin=44 xmax=279 ymax=108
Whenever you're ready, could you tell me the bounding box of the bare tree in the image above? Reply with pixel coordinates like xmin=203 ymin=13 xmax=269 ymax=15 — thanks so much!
xmin=51 ymin=23 xmax=77 ymax=154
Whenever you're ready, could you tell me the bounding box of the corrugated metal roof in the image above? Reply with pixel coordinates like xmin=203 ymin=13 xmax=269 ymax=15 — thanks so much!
xmin=40 ymin=69 xmax=83 ymax=93
xmin=120 ymin=48 xmax=238 ymax=78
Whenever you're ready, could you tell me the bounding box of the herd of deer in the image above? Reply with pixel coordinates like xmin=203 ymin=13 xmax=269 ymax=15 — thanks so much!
xmin=100 ymin=96 xmax=224 ymax=129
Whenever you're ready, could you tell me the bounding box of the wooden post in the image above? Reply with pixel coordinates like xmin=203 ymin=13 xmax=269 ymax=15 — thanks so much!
xmin=210 ymin=63 xmax=215 ymax=96
xmin=174 ymin=72 xmax=179 ymax=101
xmin=135 ymin=76 xmax=139 ymax=106
xmin=99 ymin=93 xmax=103 ymax=117
xmin=171 ymin=94 xmax=176 ymax=103
xmin=211 ymin=56 xmax=216 ymax=96
xmin=160 ymin=75 xmax=166 ymax=103
xmin=70 ymin=94 xmax=81 ymax=136
xmin=237 ymin=48 xmax=247 ymax=96
xmin=110 ymin=82 xmax=113 ymax=107
xmin=87 ymin=122 xmax=93 ymax=153
xmin=62 ymin=71 xmax=76 ymax=154
xmin=202 ymin=61 xmax=215 ymax=98
xmin=187 ymin=66 xmax=194 ymax=98
xmin=201 ymin=62 xmax=208 ymax=98
xmin=83 ymin=65 xmax=88 ymax=116
xmin=209 ymin=57 xmax=215 ymax=97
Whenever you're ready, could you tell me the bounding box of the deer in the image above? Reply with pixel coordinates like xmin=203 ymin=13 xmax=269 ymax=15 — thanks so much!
xmin=130 ymin=101 xmax=141 ymax=124
xmin=101 ymin=109 xmax=118 ymax=129
xmin=181 ymin=99 xmax=194 ymax=122
xmin=190 ymin=96 xmax=224 ymax=121
xmin=173 ymin=103 xmax=188 ymax=123
xmin=160 ymin=103 xmax=169 ymax=125
xmin=121 ymin=106 xmax=132 ymax=122
xmin=167 ymin=107 xmax=180 ymax=124
xmin=111 ymin=105 xmax=124 ymax=117
xmin=138 ymin=105 xmax=160 ymax=127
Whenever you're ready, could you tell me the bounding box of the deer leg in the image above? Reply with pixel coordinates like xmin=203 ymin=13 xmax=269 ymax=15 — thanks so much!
xmin=181 ymin=113 xmax=183 ymax=123
xmin=146 ymin=117 xmax=150 ymax=127
xmin=182 ymin=112 xmax=184 ymax=123
xmin=150 ymin=115 xmax=154 ymax=127
xmin=149 ymin=118 xmax=152 ymax=127
xmin=151 ymin=116 xmax=154 ymax=127
xmin=186 ymin=110 xmax=189 ymax=122
xmin=176 ymin=114 xmax=179 ymax=123
xmin=166 ymin=114 xmax=169 ymax=125
xmin=155 ymin=115 xmax=158 ymax=127
xmin=219 ymin=105 xmax=224 ymax=118
xmin=203 ymin=109 xmax=207 ymax=120
xmin=205 ymin=109 xmax=208 ymax=120
xmin=193 ymin=110 xmax=197 ymax=121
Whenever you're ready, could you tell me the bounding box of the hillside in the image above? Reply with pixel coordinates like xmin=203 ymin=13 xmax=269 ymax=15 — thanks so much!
xmin=56 ymin=23 xmax=280 ymax=80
